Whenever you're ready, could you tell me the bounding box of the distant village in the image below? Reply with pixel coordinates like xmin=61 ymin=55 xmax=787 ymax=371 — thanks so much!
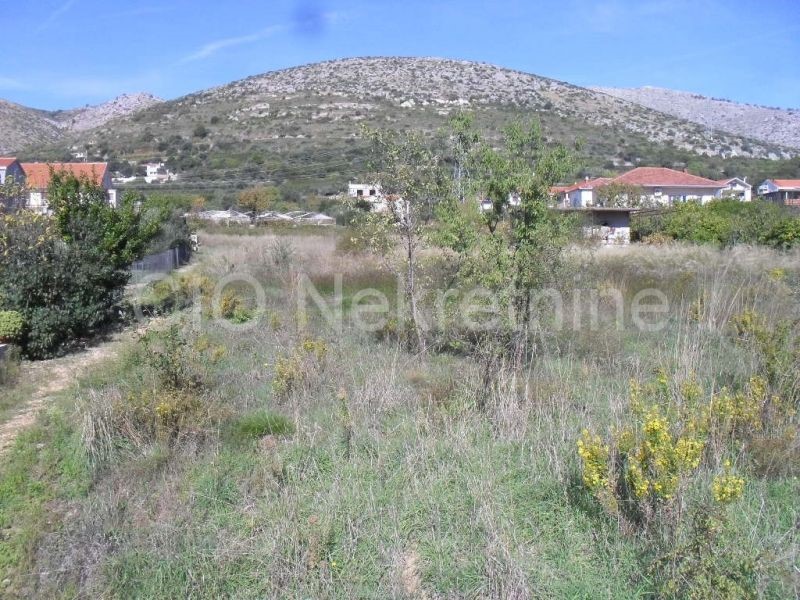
xmin=1 ymin=156 xmax=799 ymax=245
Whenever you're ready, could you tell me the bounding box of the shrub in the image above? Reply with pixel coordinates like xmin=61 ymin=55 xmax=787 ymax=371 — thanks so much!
xmin=640 ymin=232 xmax=674 ymax=246
xmin=140 ymin=325 xmax=206 ymax=392
xmin=730 ymin=309 xmax=799 ymax=399
xmin=81 ymin=327 xmax=212 ymax=461
xmin=576 ymin=372 xmax=764 ymax=527
xmin=762 ymin=217 xmax=800 ymax=249
xmin=134 ymin=272 xmax=214 ymax=316
xmin=0 ymin=311 xmax=24 ymax=343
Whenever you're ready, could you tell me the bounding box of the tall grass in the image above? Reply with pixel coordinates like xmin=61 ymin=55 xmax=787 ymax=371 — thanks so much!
xmin=0 ymin=234 xmax=796 ymax=598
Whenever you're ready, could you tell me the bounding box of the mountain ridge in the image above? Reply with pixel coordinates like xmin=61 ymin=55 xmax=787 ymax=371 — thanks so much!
xmin=3 ymin=57 xmax=798 ymax=193
xmin=591 ymin=85 xmax=800 ymax=150
xmin=0 ymin=92 xmax=162 ymax=154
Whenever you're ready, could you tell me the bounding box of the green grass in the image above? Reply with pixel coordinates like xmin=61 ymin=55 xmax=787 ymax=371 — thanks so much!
xmin=225 ymin=410 xmax=295 ymax=443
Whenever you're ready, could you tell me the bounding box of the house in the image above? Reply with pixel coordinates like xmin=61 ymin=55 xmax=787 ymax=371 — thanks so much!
xmin=19 ymin=162 xmax=117 ymax=214
xmin=557 ymin=207 xmax=635 ymax=245
xmin=611 ymin=167 xmax=724 ymax=205
xmin=757 ymin=179 xmax=800 ymax=206
xmin=348 ymin=182 xmax=381 ymax=199
xmin=716 ymin=177 xmax=752 ymax=202
xmin=551 ymin=168 xmax=730 ymax=208
xmin=556 ymin=177 xmax=613 ymax=207
xmin=0 ymin=157 xmax=24 ymax=185
xmin=144 ymin=162 xmax=176 ymax=184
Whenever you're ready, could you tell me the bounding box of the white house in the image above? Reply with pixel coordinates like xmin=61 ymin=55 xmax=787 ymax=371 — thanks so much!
xmin=717 ymin=177 xmax=752 ymax=202
xmin=348 ymin=182 xmax=381 ymax=199
xmin=19 ymin=162 xmax=117 ymax=213
xmin=347 ymin=182 xmax=391 ymax=212
xmin=757 ymin=179 xmax=800 ymax=206
xmin=144 ymin=162 xmax=176 ymax=184
xmin=553 ymin=167 xmax=731 ymax=207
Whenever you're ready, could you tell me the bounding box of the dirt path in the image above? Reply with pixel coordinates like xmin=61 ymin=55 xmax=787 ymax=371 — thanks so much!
xmin=0 ymin=336 xmax=125 ymax=455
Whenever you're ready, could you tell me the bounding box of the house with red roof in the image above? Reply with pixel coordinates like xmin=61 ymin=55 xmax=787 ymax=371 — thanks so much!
xmin=19 ymin=162 xmax=117 ymax=214
xmin=758 ymin=179 xmax=800 ymax=206
xmin=611 ymin=167 xmax=724 ymax=205
xmin=552 ymin=167 xmax=728 ymax=208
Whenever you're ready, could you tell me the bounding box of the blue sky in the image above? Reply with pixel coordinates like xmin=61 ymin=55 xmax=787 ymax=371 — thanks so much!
xmin=1 ymin=0 xmax=798 ymax=110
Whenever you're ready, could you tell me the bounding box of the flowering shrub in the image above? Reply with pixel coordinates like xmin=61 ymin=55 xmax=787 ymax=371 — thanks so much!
xmin=577 ymin=371 xmax=762 ymax=525
xmin=271 ymin=337 xmax=328 ymax=401
xmin=712 ymin=461 xmax=745 ymax=504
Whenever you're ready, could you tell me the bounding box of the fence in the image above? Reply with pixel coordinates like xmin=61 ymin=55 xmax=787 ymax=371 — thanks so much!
xmin=130 ymin=245 xmax=191 ymax=282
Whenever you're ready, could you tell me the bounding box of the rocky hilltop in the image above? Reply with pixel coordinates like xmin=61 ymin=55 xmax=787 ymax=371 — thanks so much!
xmin=592 ymin=85 xmax=800 ymax=150
xmin=0 ymin=93 xmax=162 ymax=153
xmin=50 ymin=92 xmax=163 ymax=132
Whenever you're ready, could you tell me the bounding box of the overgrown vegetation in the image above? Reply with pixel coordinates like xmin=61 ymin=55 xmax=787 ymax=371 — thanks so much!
xmin=634 ymin=199 xmax=800 ymax=248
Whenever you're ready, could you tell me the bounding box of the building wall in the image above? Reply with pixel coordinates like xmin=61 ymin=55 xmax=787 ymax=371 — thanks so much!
xmin=640 ymin=186 xmax=719 ymax=205
xmin=568 ymin=188 xmax=594 ymax=207
xmin=0 ymin=163 xmax=24 ymax=185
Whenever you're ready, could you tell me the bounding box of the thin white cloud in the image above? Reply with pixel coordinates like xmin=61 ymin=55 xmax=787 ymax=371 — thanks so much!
xmin=179 ymin=25 xmax=285 ymax=64
xmin=36 ymin=0 xmax=77 ymax=33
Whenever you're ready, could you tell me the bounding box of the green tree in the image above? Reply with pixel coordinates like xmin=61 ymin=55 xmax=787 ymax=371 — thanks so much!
xmin=0 ymin=171 xmax=158 ymax=358
xmin=238 ymin=186 xmax=281 ymax=213
xmin=436 ymin=118 xmax=577 ymax=380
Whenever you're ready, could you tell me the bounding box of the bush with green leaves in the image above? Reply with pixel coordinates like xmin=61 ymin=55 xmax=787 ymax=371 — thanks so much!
xmin=0 ymin=172 xmax=159 ymax=358
xmin=635 ymin=199 xmax=800 ymax=248
xmin=0 ymin=310 xmax=24 ymax=343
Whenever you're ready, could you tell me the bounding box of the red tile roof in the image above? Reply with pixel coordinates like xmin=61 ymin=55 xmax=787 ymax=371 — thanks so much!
xmin=563 ymin=177 xmax=614 ymax=193
xmin=612 ymin=167 xmax=722 ymax=188
xmin=0 ymin=157 xmax=18 ymax=167
xmin=20 ymin=162 xmax=108 ymax=190
xmin=771 ymin=179 xmax=800 ymax=190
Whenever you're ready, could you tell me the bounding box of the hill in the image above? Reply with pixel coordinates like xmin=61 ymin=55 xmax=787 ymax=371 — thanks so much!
xmin=6 ymin=58 xmax=800 ymax=197
xmin=592 ymin=86 xmax=800 ymax=150
xmin=0 ymin=93 xmax=161 ymax=154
